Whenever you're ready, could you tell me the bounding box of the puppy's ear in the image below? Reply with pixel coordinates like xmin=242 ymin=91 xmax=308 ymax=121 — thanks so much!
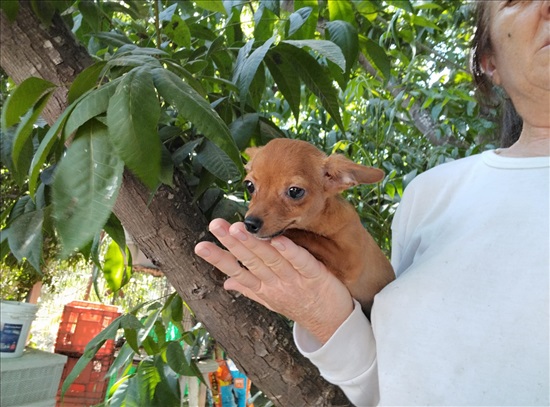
xmin=244 ymin=146 xmax=262 ymax=172
xmin=323 ymin=154 xmax=384 ymax=193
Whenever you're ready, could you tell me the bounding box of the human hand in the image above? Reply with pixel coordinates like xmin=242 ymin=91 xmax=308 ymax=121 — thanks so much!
xmin=194 ymin=218 xmax=354 ymax=344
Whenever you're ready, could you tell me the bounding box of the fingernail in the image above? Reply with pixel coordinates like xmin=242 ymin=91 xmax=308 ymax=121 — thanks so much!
xmin=271 ymin=239 xmax=285 ymax=251
xmin=195 ymin=246 xmax=211 ymax=257
xmin=210 ymin=225 xmax=227 ymax=238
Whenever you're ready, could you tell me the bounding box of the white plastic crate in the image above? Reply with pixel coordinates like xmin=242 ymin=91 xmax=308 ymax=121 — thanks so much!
xmin=0 ymin=348 xmax=67 ymax=407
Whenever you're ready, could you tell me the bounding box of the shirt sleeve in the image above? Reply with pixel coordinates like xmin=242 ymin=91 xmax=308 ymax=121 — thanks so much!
xmin=293 ymin=299 xmax=380 ymax=406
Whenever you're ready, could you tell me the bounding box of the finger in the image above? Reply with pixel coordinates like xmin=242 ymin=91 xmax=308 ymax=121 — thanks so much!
xmin=270 ymin=235 xmax=327 ymax=279
xmin=194 ymin=241 xmax=262 ymax=291
xmin=208 ymin=220 xmax=280 ymax=284
xmin=227 ymin=222 xmax=298 ymax=281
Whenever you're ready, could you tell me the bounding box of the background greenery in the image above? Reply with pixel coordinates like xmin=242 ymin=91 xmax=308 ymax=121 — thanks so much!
xmin=1 ymin=0 xmax=500 ymax=405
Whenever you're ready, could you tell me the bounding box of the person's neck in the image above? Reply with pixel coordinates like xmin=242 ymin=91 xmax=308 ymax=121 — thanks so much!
xmin=497 ymin=125 xmax=550 ymax=158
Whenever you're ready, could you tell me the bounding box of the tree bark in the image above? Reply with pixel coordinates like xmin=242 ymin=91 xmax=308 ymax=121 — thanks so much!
xmin=0 ymin=2 xmax=351 ymax=405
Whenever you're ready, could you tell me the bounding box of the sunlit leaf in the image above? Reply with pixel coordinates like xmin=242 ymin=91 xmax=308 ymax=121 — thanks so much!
xmin=103 ymin=239 xmax=131 ymax=293
xmin=195 ymin=0 xmax=226 ymax=14
xmin=328 ymin=0 xmax=355 ymax=25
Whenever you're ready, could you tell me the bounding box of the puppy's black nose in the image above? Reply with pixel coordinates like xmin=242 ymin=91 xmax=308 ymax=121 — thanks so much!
xmin=244 ymin=217 xmax=263 ymax=234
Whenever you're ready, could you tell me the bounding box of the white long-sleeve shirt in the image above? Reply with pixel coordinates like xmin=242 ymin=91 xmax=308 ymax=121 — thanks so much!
xmin=294 ymin=151 xmax=550 ymax=406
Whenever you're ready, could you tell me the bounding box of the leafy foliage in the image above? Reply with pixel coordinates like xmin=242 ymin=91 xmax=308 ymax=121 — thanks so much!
xmin=1 ymin=0 xmax=501 ymax=403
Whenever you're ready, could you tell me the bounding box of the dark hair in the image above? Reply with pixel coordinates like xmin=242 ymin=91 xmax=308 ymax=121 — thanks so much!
xmin=470 ymin=1 xmax=522 ymax=148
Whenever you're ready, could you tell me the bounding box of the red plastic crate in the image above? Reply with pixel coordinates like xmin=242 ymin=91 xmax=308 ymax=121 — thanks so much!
xmin=56 ymin=354 xmax=113 ymax=406
xmin=55 ymin=301 xmax=121 ymax=357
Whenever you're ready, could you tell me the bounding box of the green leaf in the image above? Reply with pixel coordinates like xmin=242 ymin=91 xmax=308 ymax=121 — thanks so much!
xmin=254 ymin=5 xmax=276 ymax=43
xmin=159 ymin=145 xmax=174 ymax=187
xmin=195 ymin=0 xmax=226 ymax=14
xmin=106 ymin=54 xmax=162 ymax=68
xmin=78 ymin=0 xmax=101 ymax=31
xmin=151 ymin=68 xmax=242 ymax=175
xmin=229 ymin=113 xmax=259 ymax=150
xmin=165 ymin=14 xmax=191 ymax=48
xmin=164 ymin=341 xmax=196 ymax=375
xmin=1 ymin=77 xmax=56 ymax=131
xmin=7 ymin=209 xmax=44 ymax=272
xmin=234 ymin=37 xmax=276 ymax=108
xmin=326 ymin=20 xmax=359 ymax=75
xmin=0 ymin=1 xmax=19 ymax=21
xmin=106 ymin=68 xmax=162 ymax=190
xmin=172 ymin=138 xmax=203 ymax=167
xmin=106 ymin=342 xmax=135 ymax=379
xmin=2 ymin=125 xmax=34 ymax=187
xmin=28 ymin=91 xmax=90 ymax=199
xmin=359 ymin=35 xmax=391 ymax=79
xmin=120 ymin=313 xmax=145 ymax=353
xmin=30 ymin=0 xmax=57 ymax=25
xmin=67 ymin=61 xmax=107 ymax=104
xmin=264 ymin=50 xmax=302 ymax=122
xmin=386 ymin=0 xmax=413 ymax=13
xmin=103 ymin=213 xmax=126 ymax=252
xmin=275 ymin=43 xmax=344 ymax=131
xmin=282 ymin=39 xmax=346 ymax=72
xmin=152 ymin=356 xmax=181 ymax=405
xmin=103 ymin=239 xmax=131 ymax=293
xmin=288 ymin=7 xmax=313 ymax=37
xmin=93 ymin=31 xmax=133 ymax=47
xmin=64 ymin=78 xmax=121 ymax=138
xmin=408 ymin=14 xmax=441 ymax=31
xmin=116 ymin=44 xmax=169 ymax=58
xmin=0 ymin=229 xmax=10 ymax=261
xmin=11 ymin=93 xmax=53 ymax=169
xmin=52 ymin=119 xmax=124 ymax=258
xmin=290 ymin=1 xmax=318 ymax=39
xmin=328 ymin=0 xmax=355 ymax=25
xmin=196 ymin=139 xmax=241 ymax=182
xmin=136 ymin=360 xmax=160 ymax=402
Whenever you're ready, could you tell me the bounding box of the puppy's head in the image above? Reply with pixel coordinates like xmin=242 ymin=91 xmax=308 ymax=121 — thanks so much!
xmin=243 ymin=138 xmax=384 ymax=239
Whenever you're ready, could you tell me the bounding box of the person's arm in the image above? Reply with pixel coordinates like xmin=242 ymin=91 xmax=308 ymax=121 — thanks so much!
xmin=294 ymin=299 xmax=380 ymax=406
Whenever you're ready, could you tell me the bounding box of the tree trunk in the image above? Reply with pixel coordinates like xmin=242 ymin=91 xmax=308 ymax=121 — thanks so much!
xmin=0 ymin=2 xmax=351 ymax=405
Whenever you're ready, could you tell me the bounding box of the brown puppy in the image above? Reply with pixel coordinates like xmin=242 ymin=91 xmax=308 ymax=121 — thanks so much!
xmin=243 ymin=138 xmax=395 ymax=316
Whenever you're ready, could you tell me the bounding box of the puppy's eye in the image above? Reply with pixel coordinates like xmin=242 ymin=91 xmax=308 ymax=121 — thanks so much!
xmin=243 ymin=180 xmax=255 ymax=194
xmin=287 ymin=187 xmax=305 ymax=200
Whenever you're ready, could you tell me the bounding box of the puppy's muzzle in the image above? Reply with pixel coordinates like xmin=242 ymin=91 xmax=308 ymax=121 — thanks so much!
xmin=244 ymin=216 xmax=263 ymax=234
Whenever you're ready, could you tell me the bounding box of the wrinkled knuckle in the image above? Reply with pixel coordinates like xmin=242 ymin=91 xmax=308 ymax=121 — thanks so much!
xmin=264 ymin=256 xmax=284 ymax=269
xmin=244 ymin=257 xmax=264 ymax=271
